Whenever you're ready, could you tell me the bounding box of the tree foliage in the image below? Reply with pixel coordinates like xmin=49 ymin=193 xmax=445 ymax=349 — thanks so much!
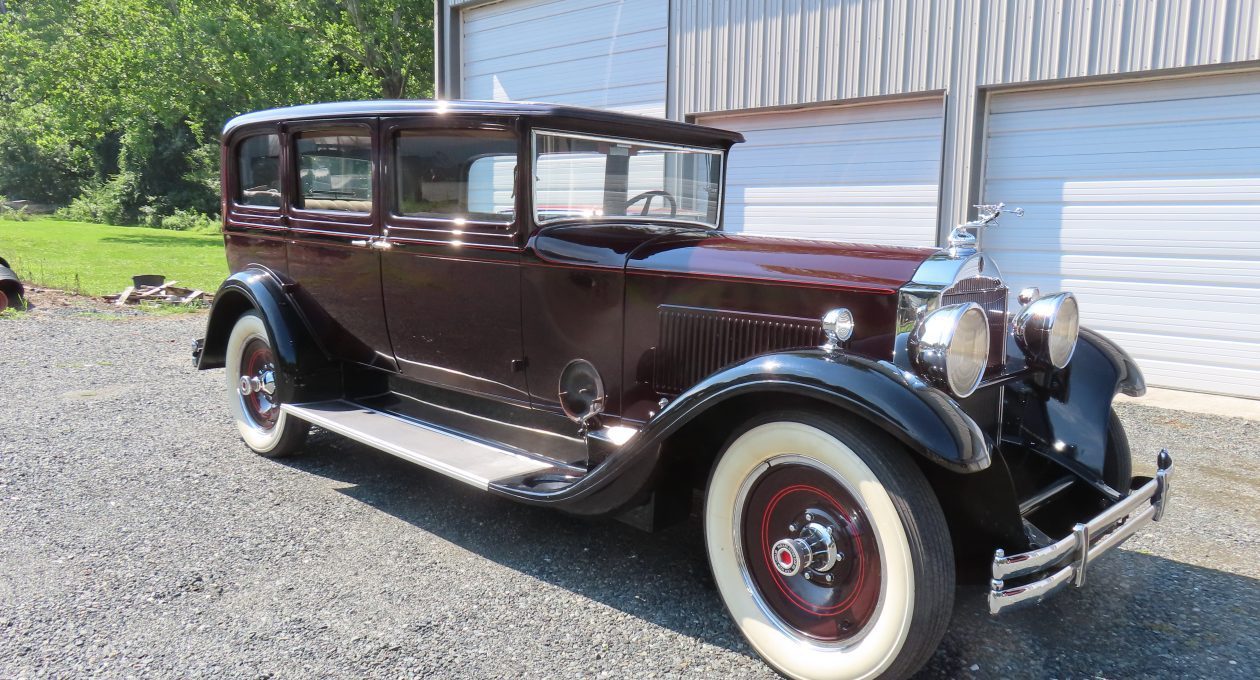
xmin=0 ymin=0 xmax=434 ymax=221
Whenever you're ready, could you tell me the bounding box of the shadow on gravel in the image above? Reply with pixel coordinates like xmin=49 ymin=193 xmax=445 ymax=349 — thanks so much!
xmin=281 ymin=430 xmax=1260 ymax=679
xmin=282 ymin=430 xmax=753 ymax=657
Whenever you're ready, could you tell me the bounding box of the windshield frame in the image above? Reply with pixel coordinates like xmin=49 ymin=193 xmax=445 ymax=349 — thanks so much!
xmin=529 ymin=129 xmax=725 ymax=230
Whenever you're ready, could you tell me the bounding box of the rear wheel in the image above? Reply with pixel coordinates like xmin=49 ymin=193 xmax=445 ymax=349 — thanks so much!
xmin=705 ymin=411 xmax=954 ymax=680
xmin=225 ymin=311 xmax=308 ymax=457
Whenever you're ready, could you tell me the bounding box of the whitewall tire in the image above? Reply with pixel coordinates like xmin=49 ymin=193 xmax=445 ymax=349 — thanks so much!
xmin=704 ymin=411 xmax=953 ymax=680
xmin=225 ymin=311 xmax=308 ymax=457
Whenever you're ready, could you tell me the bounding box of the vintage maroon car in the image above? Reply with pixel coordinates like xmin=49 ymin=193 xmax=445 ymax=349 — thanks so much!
xmin=195 ymin=100 xmax=1172 ymax=680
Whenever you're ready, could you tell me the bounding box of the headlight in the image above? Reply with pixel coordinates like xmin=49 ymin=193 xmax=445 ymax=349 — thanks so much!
xmin=910 ymin=302 xmax=990 ymax=398
xmin=1014 ymin=292 xmax=1079 ymax=369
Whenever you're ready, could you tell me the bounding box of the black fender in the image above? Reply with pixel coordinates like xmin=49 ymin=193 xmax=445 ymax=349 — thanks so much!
xmin=491 ymin=348 xmax=991 ymax=514
xmin=0 ymin=261 xmax=23 ymax=307
xmin=1079 ymin=327 xmax=1146 ymax=398
xmin=1002 ymin=326 xmax=1147 ymax=495
xmin=196 ymin=267 xmax=340 ymax=403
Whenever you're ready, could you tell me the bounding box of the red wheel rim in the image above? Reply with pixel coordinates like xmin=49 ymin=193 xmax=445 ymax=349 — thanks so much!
xmin=739 ymin=461 xmax=883 ymax=643
xmin=239 ymin=338 xmax=277 ymax=429
xmin=0 ymin=289 xmax=10 ymax=310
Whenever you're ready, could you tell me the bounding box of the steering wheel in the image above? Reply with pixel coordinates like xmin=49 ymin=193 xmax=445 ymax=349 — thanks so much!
xmin=625 ymin=190 xmax=677 ymax=218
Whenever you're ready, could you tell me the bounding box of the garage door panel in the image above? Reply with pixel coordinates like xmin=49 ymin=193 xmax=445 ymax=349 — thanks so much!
xmin=985 ymin=148 xmax=1260 ymax=180
xmin=462 ymin=0 xmax=661 ymax=35
xmin=708 ymin=99 xmax=943 ymax=131
xmin=465 ymin=49 xmax=664 ymax=98
xmin=984 ymin=177 xmax=1260 ymax=203
xmin=724 ymin=185 xmax=939 ymax=204
xmin=731 ymin=118 xmax=944 ymax=148
xmin=987 ymin=119 xmax=1260 ymax=158
xmin=984 ymin=71 xmax=1260 ymax=397
xmin=989 ymin=253 xmax=1260 ymax=284
xmin=987 ymin=92 xmax=1260 ymax=135
xmin=699 ymin=99 xmax=943 ymax=247
xmin=461 ymin=0 xmax=666 ymax=117
xmin=990 ymin=71 xmax=1260 ymax=114
xmin=734 ymin=141 xmax=943 ymax=168
xmin=462 ymin=29 xmax=663 ymax=77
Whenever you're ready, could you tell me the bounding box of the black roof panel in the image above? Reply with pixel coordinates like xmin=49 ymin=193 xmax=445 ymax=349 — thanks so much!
xmin=223 ymin=99 xmax=744 ymax=146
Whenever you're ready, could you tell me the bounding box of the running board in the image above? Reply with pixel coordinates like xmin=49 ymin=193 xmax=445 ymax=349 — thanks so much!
xmin=281 ymin=400 xmax=559 ymax=489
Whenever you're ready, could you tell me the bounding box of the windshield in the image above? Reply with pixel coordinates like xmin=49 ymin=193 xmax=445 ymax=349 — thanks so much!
xmin=533 ymin=131 xmax=723 ymax=228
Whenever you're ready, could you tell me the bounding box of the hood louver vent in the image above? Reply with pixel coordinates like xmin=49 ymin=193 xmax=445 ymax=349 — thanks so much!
xmin=653 ymin=305 xmax=824 ymax=395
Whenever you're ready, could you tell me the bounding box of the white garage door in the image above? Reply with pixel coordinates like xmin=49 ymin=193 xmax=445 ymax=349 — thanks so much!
xmin=696 ymin=98 xmax=944 ymax=247
xmin=982 ymin=71 xmax=1260 ymax=398
xmin=461 ymin=0 xmax=667 ymax=117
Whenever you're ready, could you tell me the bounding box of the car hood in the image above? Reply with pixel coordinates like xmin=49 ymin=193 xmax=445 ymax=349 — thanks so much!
xmin=627 ymin=230 xmax=937 ymax=294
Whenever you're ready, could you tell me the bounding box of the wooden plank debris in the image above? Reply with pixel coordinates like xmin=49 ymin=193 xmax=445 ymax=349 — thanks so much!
xmin=105 ymin=278 xmax=212 ymax=307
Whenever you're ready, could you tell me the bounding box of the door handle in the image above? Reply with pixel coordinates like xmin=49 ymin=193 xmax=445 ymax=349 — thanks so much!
xmin=350 ymin=239 xmax=369 ymax=247
xmin=370 ymin=239 xmax=393 ymax=250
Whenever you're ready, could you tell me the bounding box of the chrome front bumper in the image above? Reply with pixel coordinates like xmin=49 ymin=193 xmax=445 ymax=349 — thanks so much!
xmin=988 ymin=449 xmax=1173 ymax=615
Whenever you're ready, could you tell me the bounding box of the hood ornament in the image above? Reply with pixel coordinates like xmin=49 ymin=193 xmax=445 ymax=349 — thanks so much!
xmin=948 ymin=203 xmax=1023 ymax=257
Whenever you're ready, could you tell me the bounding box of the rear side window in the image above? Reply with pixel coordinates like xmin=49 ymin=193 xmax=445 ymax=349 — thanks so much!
xmin=295 ymin=130 xmax=373 ymax=212
xmin=395 ymin=130 xmax=517 ymax=222
xmin=236 ymin=134 xmax=281 ymax=207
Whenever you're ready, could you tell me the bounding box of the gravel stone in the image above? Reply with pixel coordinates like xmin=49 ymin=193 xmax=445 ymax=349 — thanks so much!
xmin=1 ymin=301 xmax=1257 ymax=678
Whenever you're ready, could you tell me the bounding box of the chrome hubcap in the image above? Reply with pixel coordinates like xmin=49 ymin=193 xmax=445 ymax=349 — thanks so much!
xmin=771 ymin=518 xmax=842 ymax=577
xmin=238 ymin=370 xmax=276 ymax=397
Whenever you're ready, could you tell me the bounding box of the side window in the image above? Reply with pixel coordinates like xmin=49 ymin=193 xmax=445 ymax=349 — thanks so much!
xmin=236 ymin=134 xmax=281 ymax=208
xmin=295 ymin=130 xmax=373 ymax=212
xmin=395 ymin=130 xmax=517 ymax=223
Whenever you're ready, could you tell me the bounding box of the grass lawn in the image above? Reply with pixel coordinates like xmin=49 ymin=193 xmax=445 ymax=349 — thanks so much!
xmin=0 ymin=217 xmax=227 ymax=297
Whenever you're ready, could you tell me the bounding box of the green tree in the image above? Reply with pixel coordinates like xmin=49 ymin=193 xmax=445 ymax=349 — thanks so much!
xmin=0 ymin=0 xmax=434 ymax=221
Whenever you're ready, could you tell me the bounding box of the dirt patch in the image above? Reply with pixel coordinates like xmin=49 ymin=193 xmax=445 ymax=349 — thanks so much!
xmin=5 ymin=287 xmax=207 ymax=319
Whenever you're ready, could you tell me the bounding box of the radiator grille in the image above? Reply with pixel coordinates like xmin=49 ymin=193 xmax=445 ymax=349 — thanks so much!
xmin=654 ymin=306 xmax=824 ymax=395
xmin=941 ymin=276 xmax=1008 ymax=373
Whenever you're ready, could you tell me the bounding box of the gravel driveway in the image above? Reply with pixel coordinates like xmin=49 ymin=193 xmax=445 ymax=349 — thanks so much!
xmin=1 ymin=302 xmax=1257 ymax=678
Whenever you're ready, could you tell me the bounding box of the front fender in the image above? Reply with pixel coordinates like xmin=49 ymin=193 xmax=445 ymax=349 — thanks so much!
xmin=196 ymin=268 xmax=339 ymax=403
xmin=1079 ymin=327 xmax=1146 ymax=397
xmin=1002 ymin=326 xmax=1147 ymax=489
xmin=491 ymin=348 xmax=990 ymax=515
xmin=652 ymin=350 xmax=992 ymax=473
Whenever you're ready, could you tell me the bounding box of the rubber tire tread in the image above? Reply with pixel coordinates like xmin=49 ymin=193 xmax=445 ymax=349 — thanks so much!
xmin=231 ymin=310 xmax=309 ymax=458
xmin=716 ymin=409 xmax=955 ymax=680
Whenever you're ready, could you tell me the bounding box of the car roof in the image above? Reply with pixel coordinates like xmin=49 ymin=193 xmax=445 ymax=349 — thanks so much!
xmin=222 ymin=99 xmax=744 ymax=147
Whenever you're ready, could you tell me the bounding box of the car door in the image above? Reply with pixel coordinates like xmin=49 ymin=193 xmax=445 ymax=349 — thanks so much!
xmin=379 ymin=116 xmax=529 ymax=403
xmin=223 ymin=126 xmax=288 ymax=274
xmin=521 ymin=129 xmax=706 ymax=420
xmin=285 ymin=119 xmax=396 ymax=370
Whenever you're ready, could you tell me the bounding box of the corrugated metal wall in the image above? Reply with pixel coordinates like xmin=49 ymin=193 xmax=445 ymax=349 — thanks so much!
xmin=670 ymin=0 xmax=1260 ymax=240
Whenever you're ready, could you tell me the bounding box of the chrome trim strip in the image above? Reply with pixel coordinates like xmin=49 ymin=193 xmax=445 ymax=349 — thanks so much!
xmin=989 ymin=449 xmax=1173 ymax=615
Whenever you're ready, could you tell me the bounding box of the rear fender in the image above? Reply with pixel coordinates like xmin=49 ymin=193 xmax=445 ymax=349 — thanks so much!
xmin=197 ymin=267 xmax=340 ymax=403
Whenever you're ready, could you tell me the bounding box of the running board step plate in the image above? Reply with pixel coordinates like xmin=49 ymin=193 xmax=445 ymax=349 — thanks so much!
xmin=282 ymin=400 xmax=555 ymax=489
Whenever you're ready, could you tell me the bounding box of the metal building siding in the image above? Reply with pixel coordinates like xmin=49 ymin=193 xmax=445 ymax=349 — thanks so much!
xmin=671 ymin=0 xmax=1260 ymax=237
xmin=461 ymin=0 xmax=668 ymax=117
xmin=697 ymin=98 xmax=944 ymax=246
xmin=981 ymin=71 xmax=1260 ymax=398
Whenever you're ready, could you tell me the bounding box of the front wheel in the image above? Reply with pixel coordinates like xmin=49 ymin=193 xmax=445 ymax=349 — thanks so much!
xmin=224 ymin=311 xmax=308 ymax=457
xmin=704 ymin=411 xmax=954 ymax=680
